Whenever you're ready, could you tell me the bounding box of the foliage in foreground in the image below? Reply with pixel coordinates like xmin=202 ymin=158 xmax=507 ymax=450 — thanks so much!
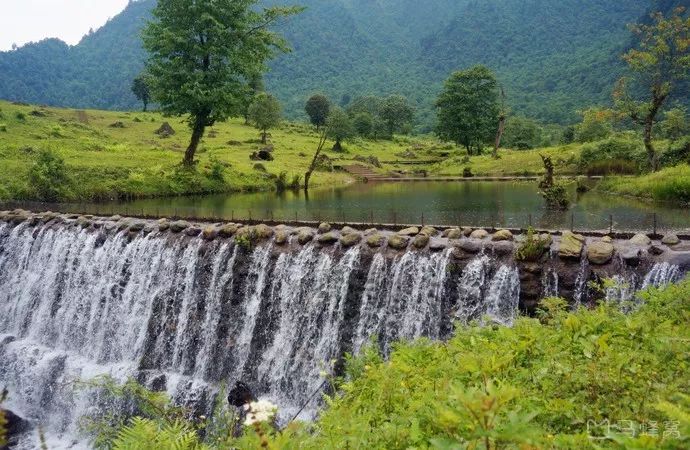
xmin=90 ymin=279 xmax=690 ymax=449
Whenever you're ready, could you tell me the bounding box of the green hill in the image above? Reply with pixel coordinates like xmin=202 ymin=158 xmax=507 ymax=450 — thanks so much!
xmin=1 ymin=0 xmax=686 ymax=129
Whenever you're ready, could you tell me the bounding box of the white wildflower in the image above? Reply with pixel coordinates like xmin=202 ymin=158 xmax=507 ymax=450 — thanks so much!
xmin=243 ymin=399 xmax=278 ymax=427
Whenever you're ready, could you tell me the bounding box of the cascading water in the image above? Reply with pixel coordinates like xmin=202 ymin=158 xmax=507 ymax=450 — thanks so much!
xmin=0 ymin=219 xmax=684 ymax=448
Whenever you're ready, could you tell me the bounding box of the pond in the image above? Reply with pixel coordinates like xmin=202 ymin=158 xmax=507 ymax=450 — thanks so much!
xmin=33 ymin=180 xmax=690 ymax=233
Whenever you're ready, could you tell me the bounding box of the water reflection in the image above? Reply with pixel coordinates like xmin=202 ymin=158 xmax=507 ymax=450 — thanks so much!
xmin=34 ymin=181 xmax=690 ymax=232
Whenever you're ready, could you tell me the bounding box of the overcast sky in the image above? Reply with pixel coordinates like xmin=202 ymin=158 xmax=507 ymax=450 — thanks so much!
xmin=0 ymin=0 xmax=130 ymax=51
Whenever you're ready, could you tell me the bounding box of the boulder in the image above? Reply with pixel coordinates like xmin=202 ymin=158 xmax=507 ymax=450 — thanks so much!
xmin=587 ymin=241 xmax=615 ymax=265
xmin=155 ymin=122 xmax=176 ymax=137
xmin=170 ymin=220 xmax=190 ymax=233
xmin=78 ymin=217 xmax=93 ymax=229
xmin=318 ymin=222 xmax=332 ymax=233
xmin=469 ymin=229 xmax=489 ymax=239
xmin=366 ymin=234 xmax=386 ymax=248
xmin=109 ymin=215 xmax=122 ymax=222
xmin=492 ymin=241 xmax=514 ymax=256
xmin=661 ymin=233 xmax=680 ymax=246
xmin=461 ymin=226 xmax=473 ymax=236
xmin=341 ymin=226 xmax=357 ymax=235
xmin=274 ymin=230 xmax=289 ymax=245
xmin=630 ymin=233 xmax=651 ymax=246
xmin=128 ymin=222 xmax=146 ymax=233
xmin=601 ymin=235 xmax=613 ymax=243
xmin=298 ymin=228 xmax=315 ymax=245
xmin=185 ymin=226 xmax=202 ymax=237
xmin=388 ymin=235 xmax=410 ymax=250
xmin=492 ymin=229 xmax=513 ymax=241
xmin=340 ymin=232 xmax=362 ymax=247
xmin=158 ymin=219 xmax=170 ymax=232
xmin=2 ymin=408 xmax=31 ymax=447
xmin=558 ymin=231 xmax=585 ymax=259
xmin=419 ymin=226 xmax=437 ymax=236
xmin=621 ymin=248 xmax=641 ymax=266
xmin=219 ymin=223 xmax=240 ymax=237
xmin=364 ymin=228 xmax=378 ymax=235
xmin=317 ymin=232 xmax=338 ymax=244
xmin=397 ymin=226 xmax=419 ymax=236
xmin=250 ymin=149 xmax=274 ymax=161
xmin=539 ymin=233 xmax=553 ymax=249
xmin=254 ymin=224 xmax=274 ymax=239
xmin=202 ymin=226 xmax=219 ymax=241
xmin=413 ymin=234 xmax=430 ymax=249
xmin=443 ymin=228 xmax=463 ymax=239
xmin=649 ymin=245 xmax=665 ymax=256
xmin=458 ymin=239 xmax=483 ymax=254
xmin=429 ymin=238 xmax=446 ymax=252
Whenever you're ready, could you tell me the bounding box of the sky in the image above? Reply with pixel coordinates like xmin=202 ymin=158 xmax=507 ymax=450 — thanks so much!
xmin=0 ymin=0 xmax=130 ymax=51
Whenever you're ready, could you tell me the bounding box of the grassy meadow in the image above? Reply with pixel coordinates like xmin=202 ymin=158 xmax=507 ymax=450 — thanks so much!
xmin=0 ymin=100 xmax=588 ymax=203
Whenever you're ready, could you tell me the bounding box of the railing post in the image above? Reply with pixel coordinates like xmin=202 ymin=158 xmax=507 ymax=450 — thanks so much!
xmin=570 ymin=213 xmax=574 ymax=232
xmin=529 ymin=213 xmax=532 ymax=228
xmin=609 ymin=214 xmax=613 ymax=235
xmin=653 ymin=213 xmax=657 ymax=236
xmin=421 ymin=212 xmax=424 ymax=227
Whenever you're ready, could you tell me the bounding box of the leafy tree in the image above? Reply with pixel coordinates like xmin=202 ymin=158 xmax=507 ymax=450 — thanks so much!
xmin=435 ymin=65 xmax=500 ymax=155
xmin=502 ymin=115 xmax=543 ymax=150
xmin=379 ymin=95 xmax=414 ymax=137
xmin=305 ymin=94 xmax=331 ymax=130
xmin=326 ymin=107 xmax=353 ymax=152
xmin=574 ymin=107 xmax=615 ymax=143
xmin=131 ymin=75 xmax=151 ymax=112
xmin=614 ymin=6 xmax=690 ymax=171
xmin=248 ymin=92 xmax=282 ymax=144
xmin=352 ymin=112 xmax=374 ymax=137
xmin=142 ymin=0 xmax=301 ymax=166
xmin=660 ymin=106 xmax=687 ymax=142
xmin=239 ymin=73 xmax=265 ymax=125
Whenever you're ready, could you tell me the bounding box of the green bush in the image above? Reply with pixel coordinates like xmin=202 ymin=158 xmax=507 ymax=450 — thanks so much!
xmin=541 ymin=182 xmax=570 ymax=210
xmin=27 ymin=149 xmax=71 ymax=201
xmin=516 ymin=227 xmax=549 ymax=261
xmin=92 ymin=279 xmax=690 ymax=449
xmin=659 ymin=137 xmax=690 ymax=168
xmin=275 ymin=171 xmax=288 ymax=192
xmin=580 ymin=136 xmax=644 ymax=174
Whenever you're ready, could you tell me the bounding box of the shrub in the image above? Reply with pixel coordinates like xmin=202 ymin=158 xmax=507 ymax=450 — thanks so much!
xmin=659 ymin=137 xmax=690 ymax=168
xmin=27 ymin=149 xmax=70 ymax=201
xmin=15 ymin=112 xmax=26 ymax=121
xmin=516 ymin=227 xmax=549 ymax=261
xmin=541 ymin=182 xmax=570 ymax=210
xmin=462 ymin=167 xmax=473 ymax=177
xmin=207 ymin=158 xmax=226 ymax=182
xmin=253 ymin=163 xmax=266 ymax=172
xmin=0 ymin=124 xmax=6 ymax=132
xmin=580 ymin=136 xmax=644 ymax=174
xmin=289 ymin=174 xmax=301 ymax=190
xmin=275 ymin=171 xmax=288 ymax=192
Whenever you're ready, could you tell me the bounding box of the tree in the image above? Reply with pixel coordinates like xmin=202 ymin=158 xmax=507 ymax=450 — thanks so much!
xmin=240 ymin=73 xmax=265 ymax=125
xmin=142 ymin=0 xmax=301 ymax=166
xmin=574 ymin=107 xmax=614 ymax=143
xmin=248 ymin=92 xmax=282 ymax=144
xmin=435 ymin=65 xmax=500 ymax=155
xmin=613 ymin=7 xmax=690 ymax=171
xmin=352 ymin=112 xmax=374 ymax=137
xmin=660 ymin=107 xmax=687 ymax=142
xmin=379 ymin=95 xmax=414 ymax=137
xmin=131 ymin=75 xmax=151 ymax=112
xmin=326 ymin=107 xmax=353 ymax=152
xmin=502 ymin=116 xmax=543 ymax=150
xmin=305 ymin=94 xmax=331 ymax=130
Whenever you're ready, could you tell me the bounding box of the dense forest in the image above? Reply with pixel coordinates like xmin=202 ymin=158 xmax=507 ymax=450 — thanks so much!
xmin=0 ymin=0 xmax=687 ymax=129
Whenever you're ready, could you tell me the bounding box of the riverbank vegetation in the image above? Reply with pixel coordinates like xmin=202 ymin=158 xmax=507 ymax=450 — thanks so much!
xmin=69 ymin=278 xmax=690 ymax=449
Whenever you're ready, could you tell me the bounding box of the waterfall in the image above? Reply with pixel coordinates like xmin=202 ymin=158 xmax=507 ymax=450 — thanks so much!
xmin=542 ymin=268 xmax=559 ymax=298
xmin=642 ymin=262 xmax=680 ymax=289
xmin=0 ymin=219 xmax=683 ymax=447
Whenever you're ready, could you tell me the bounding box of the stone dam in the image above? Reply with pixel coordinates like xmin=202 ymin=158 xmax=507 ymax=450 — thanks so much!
xmin=0 ymin=209 xmax=688 ymax=447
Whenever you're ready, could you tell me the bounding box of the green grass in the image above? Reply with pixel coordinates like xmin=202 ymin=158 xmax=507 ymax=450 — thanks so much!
xmin=3 ymin=100 xmax=686 ymax=204
xmin=597 ymin=164 xmax=690 ymax=204
xmin=79 ymin=279 xmax=690 ymax=449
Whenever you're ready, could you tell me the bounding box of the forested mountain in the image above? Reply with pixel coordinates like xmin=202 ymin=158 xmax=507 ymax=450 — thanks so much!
xmin=0 ymin=0 xmax=684 ymax=127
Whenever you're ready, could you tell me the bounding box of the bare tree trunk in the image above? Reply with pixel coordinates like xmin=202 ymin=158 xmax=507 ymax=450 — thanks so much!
xmin=183 ymin=120 xmax=206 ymax=166
xmin=304 ymin=129 xmax=328 ymax=192
xmin=539 ymin=154 xmax=554 ymax=189
xmin=261 ymin=129 xmax=267 ymax=144
xmin=493 ymin=114 xmax=506 ymax=159
xmin=643 ymin=118 xmax=658 ymax=172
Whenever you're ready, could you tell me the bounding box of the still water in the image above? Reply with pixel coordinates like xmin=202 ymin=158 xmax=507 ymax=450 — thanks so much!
xmin=55 ymin=181 xmax=690 ymax=233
